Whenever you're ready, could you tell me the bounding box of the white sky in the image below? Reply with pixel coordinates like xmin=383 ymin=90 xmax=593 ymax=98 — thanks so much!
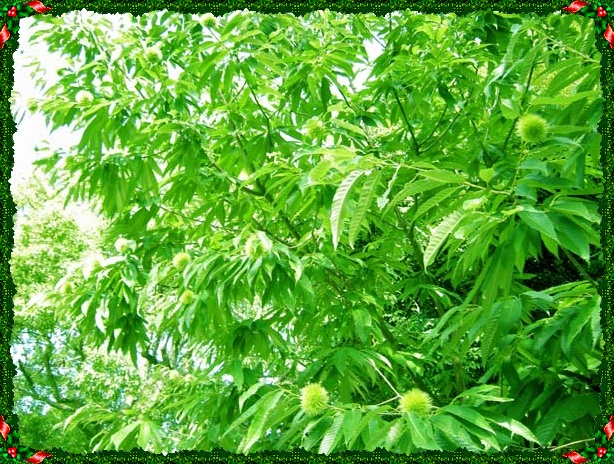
xmin=11 ymin=17 xmax=76 ymax=184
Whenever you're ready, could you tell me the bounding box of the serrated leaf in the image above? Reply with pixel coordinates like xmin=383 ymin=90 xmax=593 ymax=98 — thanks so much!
xmin=518 ymin=210 xmax=557 ymax=241
xmin=551 ymin=393 xmax=599 ymax=423
xmin=551 ymin=213 xmax=590 ymax=261
xmin=480 ymin=301 xmax=503 ymax=364
xmin=330 ymin=170 xmax=363 ymax=250
xmin=319 ymin=412 xmax=344 ymax=455
xmin=414 ymin=186 xmax=462 ymax=220
xmin=348 ymin=169 xmax=381 ymax=248
xmin=551 ymin=198 xmax=599 ymax=223
xmin=417 ymin=170 xmax=466 ymax=183
xmin=238 ymin=381 xmax=267 ymax=412
xmin=404 ymin=412 xmax=437 ymax=449
xmin=303 ymin=416 xmax=334 ymax=451
xmin=431 ymin=414 xmax=480 ymax=451
xmin=137 ymin=420 xmax=154 ymax=449
xmin=240 ymin=390 xmax=285 ymax=453
xmin=531 ymin=90 xmax=599 ymax=105
xmin=342 ymin=409 xmax=363 ymax=447
xmin=442 ymin=405 xmax=497 ymax=436
xmin=109 ymin=421 xmax=140 ymax=449
xmin=423 ymin=210 xmax=464 ymax=269
xmin=384 ymin=178 xmax=445 ymax=214
xmin=331 ymin=118 xmax=366 ymax=136
xmin=384 ymin=420 xmax=404 ymax=449
xmin=562 ymin=299 xmax=599 ymax=357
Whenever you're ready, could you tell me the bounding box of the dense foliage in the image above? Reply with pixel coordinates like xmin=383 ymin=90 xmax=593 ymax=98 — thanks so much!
xmin=12 ymin=9 xmax=604 ymax=454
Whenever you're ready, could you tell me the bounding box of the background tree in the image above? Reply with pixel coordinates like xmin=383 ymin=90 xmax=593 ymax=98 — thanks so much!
xmin=12 ymin=8 xmax=604 ymax=454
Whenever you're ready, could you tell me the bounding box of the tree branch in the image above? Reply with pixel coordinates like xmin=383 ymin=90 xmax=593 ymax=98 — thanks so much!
xmin=392 ymin=88 xmax=420 ymax=156
xmin=502 ymin=56 xmax=538 ymax=153
xmin=561 ymin=247 xmax=598 ymax=288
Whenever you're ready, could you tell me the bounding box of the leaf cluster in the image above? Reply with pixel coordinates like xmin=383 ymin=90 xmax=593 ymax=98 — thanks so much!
xmin=12 ymin=8 xmax=604 ymax=455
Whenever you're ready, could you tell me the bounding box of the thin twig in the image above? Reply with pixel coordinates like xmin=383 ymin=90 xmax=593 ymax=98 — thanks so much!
xmin=392 ymin=88 xmax=420 ymax=156
xmin=502 ymin=56 xmax=537 ymax=153
xmin=561 ymin=247 xmax=598 ymax=288
xmin=549 ymin=438 xmax=594 ymax=452
xmin=369 ymin=360 xmax=401 ymax=397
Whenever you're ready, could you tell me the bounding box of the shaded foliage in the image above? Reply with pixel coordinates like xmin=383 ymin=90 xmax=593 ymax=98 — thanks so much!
xmin=12 ymin=8 xmax=604 ymax=455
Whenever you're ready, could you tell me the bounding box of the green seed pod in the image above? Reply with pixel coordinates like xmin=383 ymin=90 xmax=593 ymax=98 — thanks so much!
xmin=75 ymin=90 xmax=93 ymax=104
xmin=516 ymin=114 xmax=549 ymax=144
xmin=179 ymin=290 xmax=197 ymax=306
xmin=398 ymin=389 xmax=433 ymax=417
xmin=201 ymin=12 xmax=217 ymax=28
xmin=304 ymin=117 xmax=326 ymax=140
xmin=172 ymin=252 xmax=190 ymax=271
xmin=114 ymin=238 xmax=133 ymax=254
xmin=60 ymin=281 xmax=73 ymax=294
xmin=144 ymin=45 xmax=163 ymax=62
xmin=300 ymin=383 xmax=329 ymax=417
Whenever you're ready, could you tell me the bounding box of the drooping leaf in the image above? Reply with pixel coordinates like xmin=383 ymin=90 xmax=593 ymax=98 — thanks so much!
xmin=348 ymin=169 xmax=381 ymax=249
xmin=417 ymin=170 xmax=466 ymax=184
xmin=240 ymin=390 xmax=285 ymax=453
xmin=404 ymin=412 xmax=437 ymax=450
xmin=423 ymin=210 xmax=464 ymax=269
xmin=384 ymin=178 xmax=446 ymax=215
xmin=318 ymin=412 xmax=344 ymax=455
xmin=330 ymin=170 xmax=363 ymax=250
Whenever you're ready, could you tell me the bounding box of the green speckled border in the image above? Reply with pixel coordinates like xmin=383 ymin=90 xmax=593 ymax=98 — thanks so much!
xmin=0 ymin=1 xmax=611 ymax=463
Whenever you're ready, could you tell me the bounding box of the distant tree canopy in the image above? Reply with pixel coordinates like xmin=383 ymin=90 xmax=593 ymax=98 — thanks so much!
xmin=13 ymin=8 xmax=603 ymax=454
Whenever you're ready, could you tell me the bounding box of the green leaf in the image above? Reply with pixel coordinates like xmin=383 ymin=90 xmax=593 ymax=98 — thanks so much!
xmin=137 ymin=420 xmax=156 ymax=450
xmin=330 ymin=170 xmax=363 ymax=250
xmin=518 ymin=209 xmax=557 ymax=241
xmin=404 ymin=412 xmax=437 ymax=450
xmin=414 ymin=186 xmax=462 ymax=221
xmin=541 ymin=232 xmax=559 ymax=258
xmin=431 ymin=414 xmax=480 ymax=451
xmin=423 ymin=210 xmax=464 ymax=269
xmin=551 ymin=393 xmax=599 ymax=423
xmin=384 ymin=178 xmax=446 ymax=214
xmin=309 ymin=159 xmax=334 ymax=183
xmin=457 ymin=385 xmax=513 ymax=404
xmin=318 ymin=412 xmax=344 ymax=455
xmin=437 ymin=82 xmax=455 ymax=105
xmin=351 ymin=308 xmax=372 ymax=343
xmin=417 ymin=170 xmax=466 ymax=184
xmin=534 ymin=409 xmax=561 ymax=445
xmin=303 ymin=416 xmax=334 ymax=451
xmin=348 ymin=169 xmax=381 ymax=248
xmin=531 ymin=90 xmax=600 ymax=106
xmin=238 ymin=381 xmax=267 ymax=412
xmin=321 ymin=76 xmax=332 ymax=110
xmin=551 ymin=198 xmax=599 ymax=223
xmin=240 ymin=390 xmax=285 ymax=452
xmin=331 ymin=118 xmax=366 ymax=136
xmin=562 ymin=298 xmax=600 ymax=357
xmin=109 ymin=421 xmax=140 ymax=449
xmin=551 ymin=213 xmax=591 ymax=261
xmin=442 ymin=405 xmax=497 ymax=436
xmin=479 ymin=168 xmax=495 ymax=183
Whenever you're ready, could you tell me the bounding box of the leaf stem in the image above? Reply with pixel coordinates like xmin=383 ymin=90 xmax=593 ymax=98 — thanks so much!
xmin=549 ymin=438 xmax=594 ymax=452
